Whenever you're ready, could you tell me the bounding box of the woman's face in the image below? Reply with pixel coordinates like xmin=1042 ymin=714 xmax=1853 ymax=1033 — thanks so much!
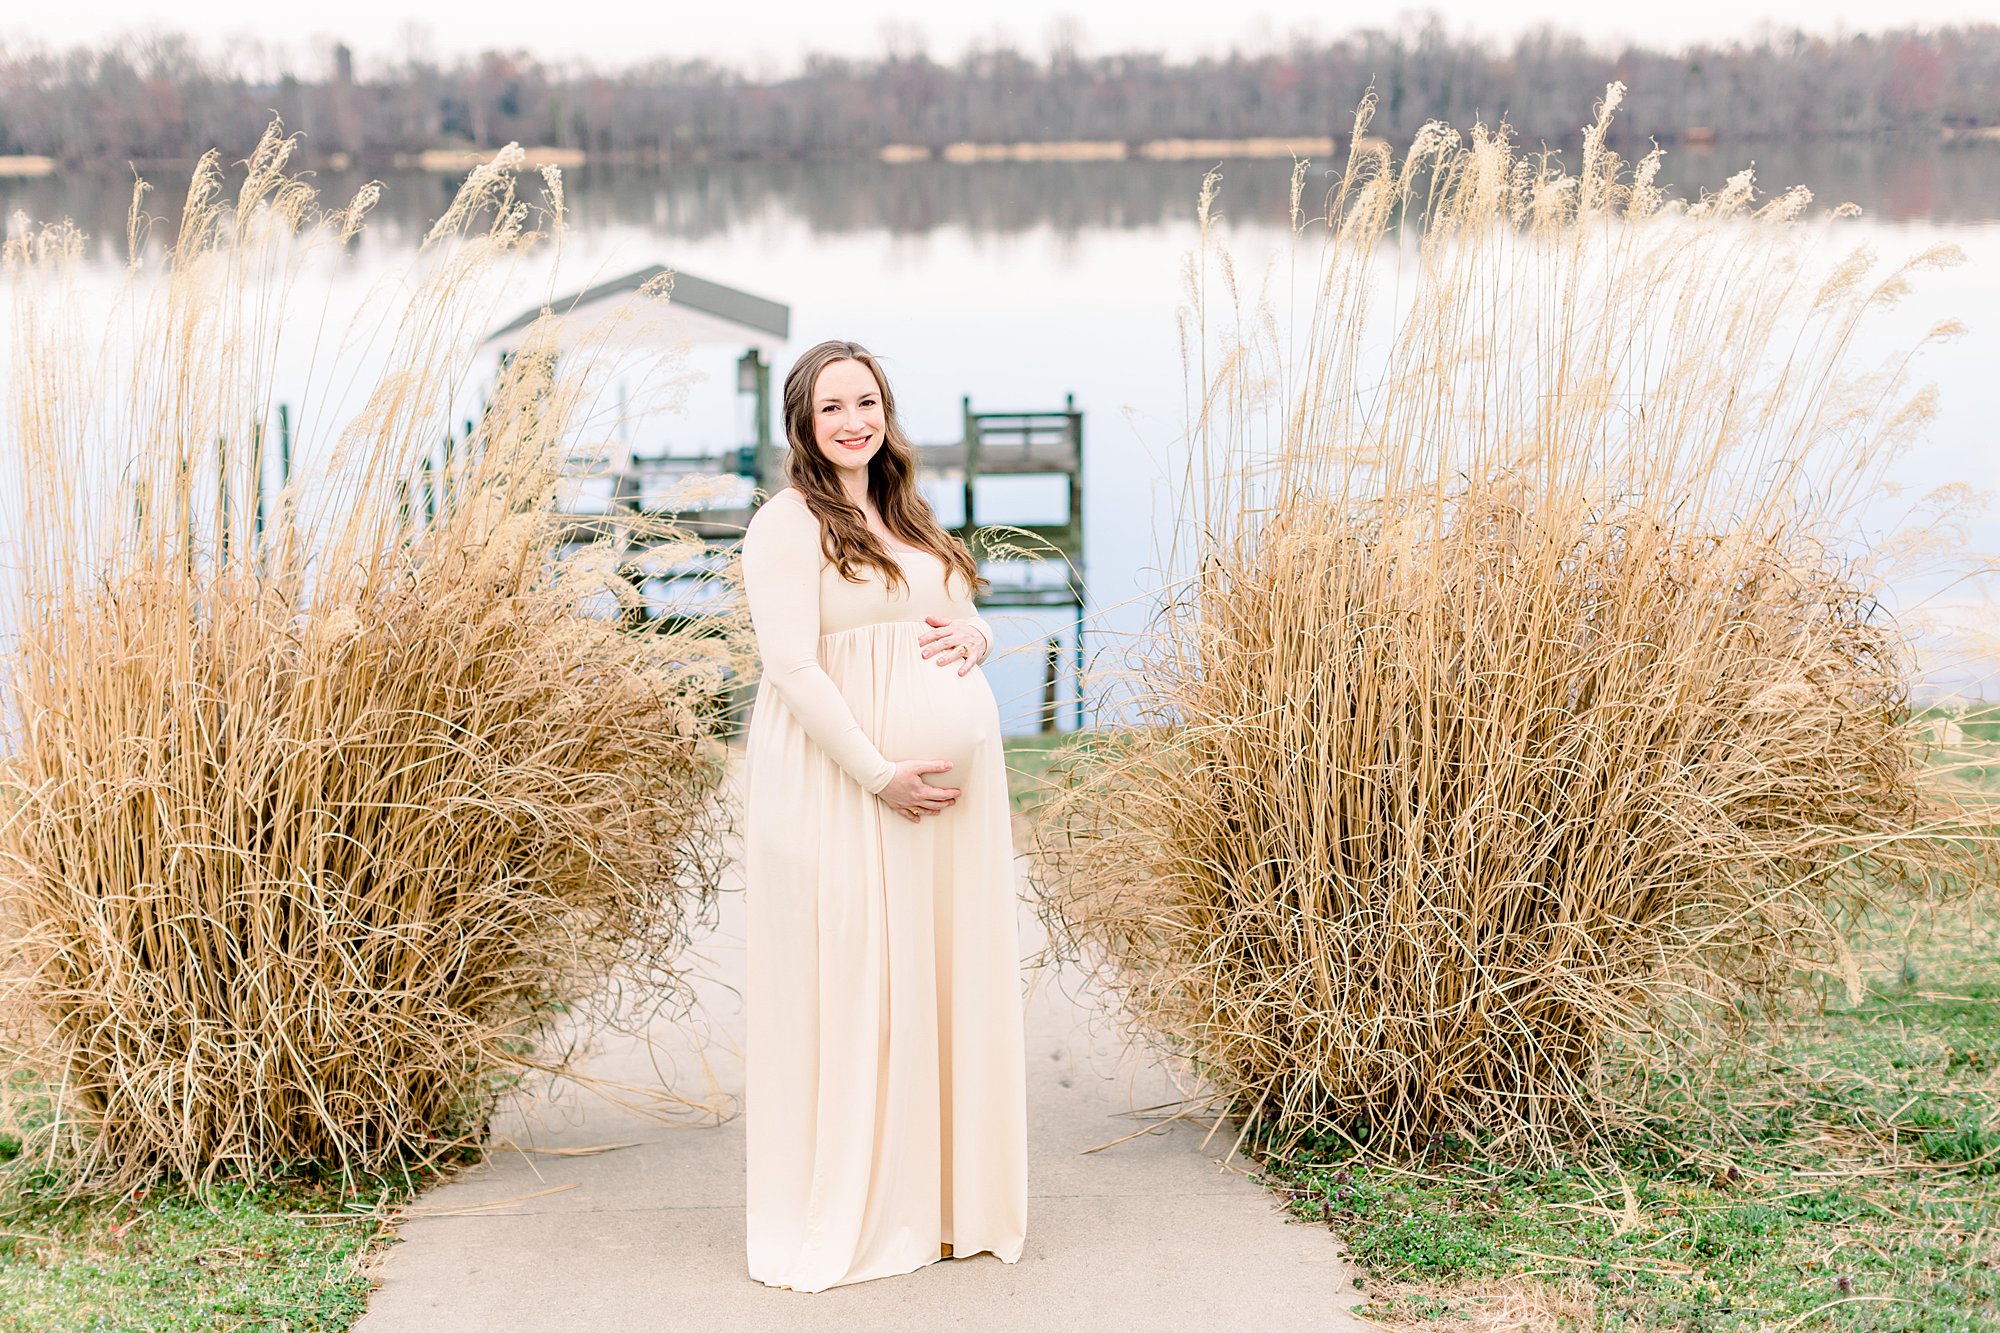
xmin=810 ymin=358 xmax=887 ymax=479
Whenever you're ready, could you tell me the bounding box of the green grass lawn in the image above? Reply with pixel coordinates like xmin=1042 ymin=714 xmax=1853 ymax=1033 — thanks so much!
xmin=0 ymin=1072 xmax=418 ymax=1332
xmin=1004 ymin=730 xmax=1071 ymax=813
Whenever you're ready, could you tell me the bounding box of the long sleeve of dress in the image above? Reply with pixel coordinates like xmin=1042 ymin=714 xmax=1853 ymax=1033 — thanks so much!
xmin=742 ymin=499 xmax=900 ymax=796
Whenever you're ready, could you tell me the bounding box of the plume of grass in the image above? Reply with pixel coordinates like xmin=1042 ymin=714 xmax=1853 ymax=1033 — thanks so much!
xmin=0 ymin=124 xmax=750 ymax=1188
xmin=1031 ymin=86 xmax=1992 ymax=1158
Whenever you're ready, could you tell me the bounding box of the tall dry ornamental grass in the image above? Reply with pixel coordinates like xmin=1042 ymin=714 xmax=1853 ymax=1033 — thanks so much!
xmin=0 ymin=127 xmax=749 ymax=1185
xmin=1032 ymin=86 xmax=1990 ymax=1156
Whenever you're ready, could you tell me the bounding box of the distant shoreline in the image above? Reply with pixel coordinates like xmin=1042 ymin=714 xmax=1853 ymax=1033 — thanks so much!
xmin=8 ymin=126 xmax=1998 ymax=180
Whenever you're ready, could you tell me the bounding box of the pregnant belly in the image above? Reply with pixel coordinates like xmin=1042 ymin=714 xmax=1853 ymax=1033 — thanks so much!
xmin=875 ymin=636 xmax=1001 ymax=792
xmin=888 ymin=668 xmax=996 ymax=784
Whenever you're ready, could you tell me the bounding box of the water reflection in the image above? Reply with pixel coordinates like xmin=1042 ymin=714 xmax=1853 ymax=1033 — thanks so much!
xmin=1668 ymin=139 xmax=2000 ymax=224
xmin=7 ymin=139 xmax=1995 ymax=255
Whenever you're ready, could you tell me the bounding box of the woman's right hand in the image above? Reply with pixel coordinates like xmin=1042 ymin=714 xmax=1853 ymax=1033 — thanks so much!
xmin=878 ymin=759 xmax=960 ymax=822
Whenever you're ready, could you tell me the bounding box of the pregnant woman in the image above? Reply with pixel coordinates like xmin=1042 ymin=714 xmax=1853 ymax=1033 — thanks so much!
xmin=740 ymin=339 xmax=1029 ymax=1292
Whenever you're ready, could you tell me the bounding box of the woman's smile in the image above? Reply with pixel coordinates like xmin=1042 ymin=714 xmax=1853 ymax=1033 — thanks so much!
xmin=809 ymin=358 xmax=889 ymax=475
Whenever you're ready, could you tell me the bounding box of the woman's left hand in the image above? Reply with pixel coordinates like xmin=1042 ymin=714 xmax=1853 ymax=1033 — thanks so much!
xmin=918 ymin=615 xmax=987 ymax=675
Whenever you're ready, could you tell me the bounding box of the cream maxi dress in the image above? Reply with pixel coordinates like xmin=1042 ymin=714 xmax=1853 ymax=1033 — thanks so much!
xmin=740 ymin=486 xmax=1029 ymax=1293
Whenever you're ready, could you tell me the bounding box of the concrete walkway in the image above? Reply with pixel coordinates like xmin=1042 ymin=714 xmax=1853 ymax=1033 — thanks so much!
xmin=356 ymin=817 xmax=1368 ymax=1332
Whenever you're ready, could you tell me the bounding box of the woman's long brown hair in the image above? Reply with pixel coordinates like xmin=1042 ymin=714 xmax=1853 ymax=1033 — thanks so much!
xmin=778 ymin=340 xmax=988 ymax=599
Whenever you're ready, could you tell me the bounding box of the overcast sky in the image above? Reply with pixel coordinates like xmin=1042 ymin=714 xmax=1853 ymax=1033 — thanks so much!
xmin=9 ymin=1 xmax=1994 ymax=76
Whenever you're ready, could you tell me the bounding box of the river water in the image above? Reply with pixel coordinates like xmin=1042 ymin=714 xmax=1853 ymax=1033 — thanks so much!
xmin=4 ymin=140 xmax=1997 ymax=728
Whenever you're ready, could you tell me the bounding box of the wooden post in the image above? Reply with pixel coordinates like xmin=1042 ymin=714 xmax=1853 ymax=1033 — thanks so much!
xmin=178 ymin=453 xmax=193 ymax=576
xmin=274 ymin=405 xmax=296 ymax=564
xmin=620 ymin=564 xmax=650 ymax=632
xmin=960 ymin=395 xmax=978 ymax=542
xmin=1042 ymin=635 xmax=1062 ymax=734
xmin=1069 ymin=394 xmax=1085 ymax=731
xmin=1074 ymin=604 xmax=1087 ymax=731
xmin=252 ymin=420 xmax=266 ymax=552
xmin=754 ymin=351 xmax=774 ymax=488
xmin=216 ymin=435 xmax=231 ymax=562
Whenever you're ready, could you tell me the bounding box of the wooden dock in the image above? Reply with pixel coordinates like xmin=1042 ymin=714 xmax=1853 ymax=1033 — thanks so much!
xmin=556 ymin=394 xmax=1088 ymax=731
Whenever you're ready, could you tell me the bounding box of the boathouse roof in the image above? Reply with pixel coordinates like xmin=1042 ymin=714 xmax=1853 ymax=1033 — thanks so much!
xmin=485 ymin=264 xmax=790 ymax=355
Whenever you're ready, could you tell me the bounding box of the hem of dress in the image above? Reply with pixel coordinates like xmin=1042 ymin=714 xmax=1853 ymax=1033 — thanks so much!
xmin=952 ymin=1240 xmax=1025 ymax=1265
xmin=749 ymin=1237 xmax=1024 ymax=1293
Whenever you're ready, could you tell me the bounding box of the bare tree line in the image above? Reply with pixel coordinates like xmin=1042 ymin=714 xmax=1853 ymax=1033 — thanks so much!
xmin=2 ymin=20 xmax=1997 ymax=168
